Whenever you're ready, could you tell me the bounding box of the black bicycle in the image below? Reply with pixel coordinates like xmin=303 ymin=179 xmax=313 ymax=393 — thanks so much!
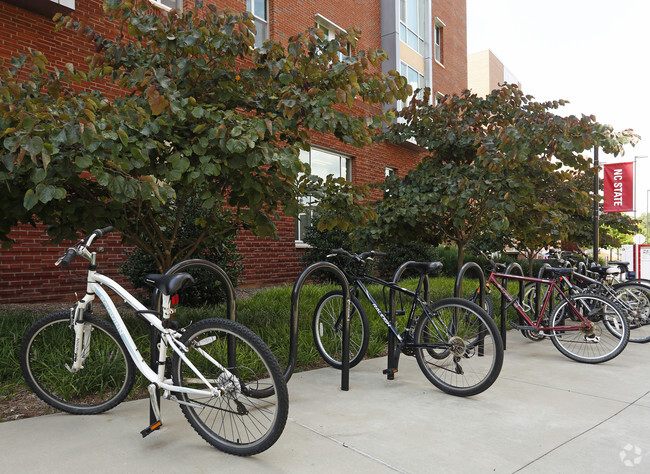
xmin=311 ymin=249 xmax=504 ymax=397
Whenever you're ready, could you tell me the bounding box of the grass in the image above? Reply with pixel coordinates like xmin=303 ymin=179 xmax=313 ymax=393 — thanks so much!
xmin=0 ymin=277 xmax=518 ymax=403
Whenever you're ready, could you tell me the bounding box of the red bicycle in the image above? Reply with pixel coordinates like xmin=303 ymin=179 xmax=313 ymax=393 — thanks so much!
xmin=483 ymin=256 xmax=629 ymax=364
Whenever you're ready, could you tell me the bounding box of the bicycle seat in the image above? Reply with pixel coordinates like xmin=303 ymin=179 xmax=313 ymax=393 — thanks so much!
xmin=402 ymin=261 xmax=443 ymax=275
xmin=548 ymin=267 xmax=573 ymax=276
xmin=145 ymin=273 xmax=195 ymax=296
xmin=590 ymin=265 xmax=620 ymax=277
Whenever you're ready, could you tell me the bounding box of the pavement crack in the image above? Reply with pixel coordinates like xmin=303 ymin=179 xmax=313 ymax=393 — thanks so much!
xmin=289 ymin=418 xmax=407 ymax=473
xmin=512 ymin=390 xmax=650 ymax=473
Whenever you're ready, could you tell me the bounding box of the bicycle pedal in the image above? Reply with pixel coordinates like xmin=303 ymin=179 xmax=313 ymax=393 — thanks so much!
xmin=140 ymin=420 xmax=162 ymax=438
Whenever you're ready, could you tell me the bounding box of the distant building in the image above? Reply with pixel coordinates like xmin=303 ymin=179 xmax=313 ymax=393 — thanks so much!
xmin=467 ymin=49 xmax=520 ymax=96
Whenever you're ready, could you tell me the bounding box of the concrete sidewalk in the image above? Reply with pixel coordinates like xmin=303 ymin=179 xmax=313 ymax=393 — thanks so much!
xmin=1 ymin=334 xmax=649 ymax=473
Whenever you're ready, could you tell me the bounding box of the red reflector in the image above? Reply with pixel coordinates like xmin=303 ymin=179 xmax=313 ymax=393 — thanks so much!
xmin=171 ymin=294 xmax=179 ymax=306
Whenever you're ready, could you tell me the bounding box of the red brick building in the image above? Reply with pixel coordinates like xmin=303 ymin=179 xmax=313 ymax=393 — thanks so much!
xmin=0 ymin=0 xmax=467 ymax=303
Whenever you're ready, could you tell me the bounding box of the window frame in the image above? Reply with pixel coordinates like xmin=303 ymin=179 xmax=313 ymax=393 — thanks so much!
xmin=434 ymin=17 xmax=446 ymax=65
xmin=399 ymin=0 xmax=426 ymax=55
xmin=247 ymin=0 xmax=269 ymax=48
xmin=295 ymin=147 xmax=352 ymax=245
xmin=314 ymin=14 xmax=350 ymax=60
xmin=148 ymin=0 xmax=182 ymax=12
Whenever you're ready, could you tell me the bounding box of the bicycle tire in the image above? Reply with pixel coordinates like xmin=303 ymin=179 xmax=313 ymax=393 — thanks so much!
xmin=607 ymin=283 xmax=650 ymax=343
xmin=413 ymin=298 xmax=504 ymax=397
xmin=171 ymin=318 xmax=289 ymax=456
xmin=466 ymin=290 xmax=495 ymax=318
xmin=549 ymin=293 xmax=629 ymax=363
xmin=20 ymin=310 xmax=136 ymax=414
xmin=312 ymin=290 xmax=370 ymax=369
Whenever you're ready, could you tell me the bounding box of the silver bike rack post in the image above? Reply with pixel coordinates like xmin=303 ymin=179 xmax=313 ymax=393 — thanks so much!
xmin=386 ymin=262 xmax=430 ymax=379
xmin=289 ymin=262 xmax=352 ymax=390
xmin=500 ymin=262 xmax=524 ymax=349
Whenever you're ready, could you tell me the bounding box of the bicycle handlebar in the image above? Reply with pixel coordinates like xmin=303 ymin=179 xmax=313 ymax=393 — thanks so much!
xmin=56 ymin=226 xmax=114 ymax=268
xmin=327 ymin=248 xmax=386 ymax=262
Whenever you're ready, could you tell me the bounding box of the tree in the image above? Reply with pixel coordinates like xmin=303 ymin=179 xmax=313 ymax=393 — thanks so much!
xmin=563 ymin=171 xmax=639 ymax=249
xmin=378 ymin=85 xmax=637 ymax=272
xmin=0 ymin=0 xmax=409 ymax=271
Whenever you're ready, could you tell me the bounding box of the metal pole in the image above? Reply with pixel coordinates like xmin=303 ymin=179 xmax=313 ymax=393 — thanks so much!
xmin=593 ymin=147 xmax=599 ymax=262
xmin=646 ymin=189 xmax=649 ymax=239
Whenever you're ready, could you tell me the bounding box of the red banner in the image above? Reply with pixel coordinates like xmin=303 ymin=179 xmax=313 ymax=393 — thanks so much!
xmin=603 ymin=162 xmax=634 ymax=213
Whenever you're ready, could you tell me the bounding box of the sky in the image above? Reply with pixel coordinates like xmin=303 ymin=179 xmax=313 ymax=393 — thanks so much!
xmin=466 ymin=0 xmax=650 ymax=218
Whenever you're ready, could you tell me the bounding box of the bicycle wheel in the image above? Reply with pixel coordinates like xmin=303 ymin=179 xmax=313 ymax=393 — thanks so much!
xmin=466 ymin=289 xmax=495 ymax=317
xmin=312 ymin=290 xmax=370 ymax=369
xmin=171 ymin=318 xmax=289 ymax=456
xmin=549 ymin=293 xmax=629 ymax=363
xmin=612 ymin=283 xmax=650 ymax=343
xmin=413 ymin=298 xmax=504 ymax=397
xmin=20 ymin=311 xmax=135 ymax=414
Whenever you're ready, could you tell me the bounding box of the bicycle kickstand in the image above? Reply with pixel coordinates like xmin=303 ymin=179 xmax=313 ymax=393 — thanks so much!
xmin=141 ymin=384 xmax=163 ymax=438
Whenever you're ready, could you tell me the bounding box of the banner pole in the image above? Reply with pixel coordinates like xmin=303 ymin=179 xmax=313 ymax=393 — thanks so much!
xmin=593 ymin=146 xmax=599 ymax=262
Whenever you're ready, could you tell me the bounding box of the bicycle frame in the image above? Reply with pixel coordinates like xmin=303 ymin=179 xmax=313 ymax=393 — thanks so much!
xmin=352 ymin=276 xmax=420 ymax=343
xmin=487 ymin=271 xmax=591 ymax=332
xmin=71 ymin=266 xmax=227 ymax=398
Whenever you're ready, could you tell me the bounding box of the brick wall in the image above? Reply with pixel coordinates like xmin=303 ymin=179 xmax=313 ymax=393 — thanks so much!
xmin=0 ymin=224 xmax=133 ymax=304
xmin=431 ymin=0 xmax=468 ymax=94
xmin=0 ymin=0 xmax=466 ymax=302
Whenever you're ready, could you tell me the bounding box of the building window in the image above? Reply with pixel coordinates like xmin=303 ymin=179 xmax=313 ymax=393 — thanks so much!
xmin=399 ymin=0 xmax=425 ymax=55
xmin=435 ymin=92 xmax=444 ymax=105
xmin=385 ymin=167 xmax=397 ymax=177
xmin=434 ymin=18 xmax=445 ymax=64
xmin=149 ymin=0 xmax=182 ymax=11
xmin=315 ymin=14 xmax=350 ymax=60
xmin=296 ymin=148 xmax=351 ymax=244
xmin=247 ymin=0 xmax=268 ymax=48
xmin=401 ymin=62 xmax=425 ymax=100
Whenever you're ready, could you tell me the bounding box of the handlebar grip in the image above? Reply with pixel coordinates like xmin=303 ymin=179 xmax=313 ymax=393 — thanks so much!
xmin=94 ymin=226 xmax=114 ymax=238
xmin=59 ymin=248 xmax=77 ymax=268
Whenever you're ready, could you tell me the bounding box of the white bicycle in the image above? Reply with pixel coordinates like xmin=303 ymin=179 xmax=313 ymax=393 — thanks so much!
xmin=20 ymin=227 xmax=288 ymax=456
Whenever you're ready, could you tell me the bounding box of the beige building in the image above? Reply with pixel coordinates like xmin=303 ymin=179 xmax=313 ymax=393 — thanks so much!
xmin=468 ymin=49 xmax=520 ymax=96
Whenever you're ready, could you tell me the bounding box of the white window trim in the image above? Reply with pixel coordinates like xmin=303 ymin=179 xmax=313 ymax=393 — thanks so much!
xmin=433 ymin=17 xmax=445 ymax=66
xmin=295 ymin=147 xmax=352 ymax=245
xmin=148 ymin=0 xmax=182 ymax=12
xmin=247 ymin=0 xmax=269 ymax=48
xmin=314 ymin=14 xmax=347 ymax=35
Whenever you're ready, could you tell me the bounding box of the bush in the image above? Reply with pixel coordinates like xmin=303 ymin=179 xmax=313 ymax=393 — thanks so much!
xmin=119 ymin=199 xmax=243 ymax=307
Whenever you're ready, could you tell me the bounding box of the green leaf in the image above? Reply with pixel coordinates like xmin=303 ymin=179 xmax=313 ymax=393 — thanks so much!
xmin=23 ymin=189 xmax=36 ymax=210
xmin=76 ymin=155 xmax=92 ymax=169
xmin=23 ymin=137 xmax=43 ymax=155
xmin=117 ymin=129 xmax=129 ymax=147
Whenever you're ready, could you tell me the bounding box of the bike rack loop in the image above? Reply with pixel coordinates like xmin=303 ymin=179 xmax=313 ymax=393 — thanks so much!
xmin=454 ymin=262 xmax=486 ymax=308
xmin=535 ymin=263 xmax=553 ymax=324
xmin=453 ymin=261 xmax=487 ymax=354
xmin=499 ymin=262 xmax=524 ymax=350
xmin=289 ymin=261 xmax=352 ymax=390
xmin=146 ymin=259 xmax=237 ymax=425
xmin=386 ymin=262 xmax=430 ymax=378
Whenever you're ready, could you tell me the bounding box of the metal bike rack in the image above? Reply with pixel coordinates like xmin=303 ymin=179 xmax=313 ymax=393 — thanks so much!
xmin=289 ymin=262 xmax=352 ymax=390
xmin=499 ymin=262 xmax=524 ymax=349
xmin=535 ymin=263 xmax=552 ymax=324
xmin=386 ymin=262 xmax=430 ymax=379
xmin=454 ymin=262 xmax=486 ymax=307
xmin=453 ymin=262 xmax=487 ymax=355
xmin=147 ymin=259 xmax=237 ymax=427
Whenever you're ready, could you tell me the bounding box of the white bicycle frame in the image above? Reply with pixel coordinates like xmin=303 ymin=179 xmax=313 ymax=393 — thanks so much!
xmin=67 ymin=244 xmax=231 ymax=399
